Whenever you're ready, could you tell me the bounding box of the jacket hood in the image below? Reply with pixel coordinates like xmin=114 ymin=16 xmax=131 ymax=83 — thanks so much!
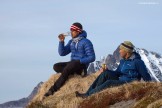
xmin=129 ymin=52 xmax=141 ymax=60
xmin=78 ymin=30 xmax=87 ymax=38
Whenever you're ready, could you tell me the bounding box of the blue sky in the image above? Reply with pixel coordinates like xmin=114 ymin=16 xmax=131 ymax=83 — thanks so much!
xmin=0 ymin=0 xmax=162 ymax=103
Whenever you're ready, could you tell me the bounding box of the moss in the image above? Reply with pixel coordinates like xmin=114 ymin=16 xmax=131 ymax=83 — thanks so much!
xmin=140 ymin=97 xmax=155 ymax=107
xmin=154 ymin=104 xmax=162 ymax=108
xmin=134 ymin=97 xmax=159 ymax=108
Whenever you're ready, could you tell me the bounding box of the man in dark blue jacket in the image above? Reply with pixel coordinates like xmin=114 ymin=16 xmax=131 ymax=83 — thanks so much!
xmin=76 ymin=41 xmax=151 ymax=98
xmin=44 ymin=22 xmax=96 ymax=97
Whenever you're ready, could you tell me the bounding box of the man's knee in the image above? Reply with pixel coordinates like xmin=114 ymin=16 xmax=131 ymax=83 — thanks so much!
xmin=100 ymin=70 xmax=110 ymax=77
xmin=103 ymin=70 xmax=119 ymax=80
xmin=53 ymin=63 xmax=60 ymax=72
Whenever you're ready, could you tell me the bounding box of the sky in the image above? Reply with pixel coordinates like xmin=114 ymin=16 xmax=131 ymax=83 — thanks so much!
xmin=0 ymin=0 xmax=162 ymax=104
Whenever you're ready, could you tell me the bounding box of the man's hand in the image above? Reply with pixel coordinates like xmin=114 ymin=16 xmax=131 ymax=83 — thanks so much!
xmin=58 ymin=34 xmax=65 ymax=42
xmin=98 ymin=68 xmax=104 ymax=73
xmin=98 ymin=66 xmax=108 ymax=74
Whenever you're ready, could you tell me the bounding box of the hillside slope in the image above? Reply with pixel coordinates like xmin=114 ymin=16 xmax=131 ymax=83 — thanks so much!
xmin=27 ymin=72 xmax=162 ymax=108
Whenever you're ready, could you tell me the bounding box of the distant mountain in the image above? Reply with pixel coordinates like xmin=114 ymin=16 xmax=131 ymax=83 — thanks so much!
xmin=137 ymin=48 xmax=162 ymax=81
xmin=87 ymin=47 xmax=162 ymax=82
xmin=0 ymin=82 xmax=43 ymax=108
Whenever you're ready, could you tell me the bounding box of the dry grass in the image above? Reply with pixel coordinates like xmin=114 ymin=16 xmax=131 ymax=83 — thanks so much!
xmin=80 ymin=81 xmax=162 ymax=108
xmin=27 ymin=72 xmax=99 ymax=108
xmin=27 ymin=72 xmax=162 ymax=108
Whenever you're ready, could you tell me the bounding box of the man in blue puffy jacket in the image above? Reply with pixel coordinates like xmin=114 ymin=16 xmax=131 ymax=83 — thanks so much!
xmin=76 ymin=41 xmax=151 ymax=98
xmin=44 ymin=22 xmax=96 ymax=97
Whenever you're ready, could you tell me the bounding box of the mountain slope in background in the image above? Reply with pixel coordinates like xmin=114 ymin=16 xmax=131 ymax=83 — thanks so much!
xmin=0 ymin=82 xmax=43 ymax=108
xmin=88 ymin=47 xmax=162 ymax=82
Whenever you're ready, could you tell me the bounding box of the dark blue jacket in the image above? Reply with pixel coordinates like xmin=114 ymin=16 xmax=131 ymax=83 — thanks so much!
xmin=58 ymin=30 xmax=96 ymax=66
xmin=116 ymin=52 xmax=151 ymax=82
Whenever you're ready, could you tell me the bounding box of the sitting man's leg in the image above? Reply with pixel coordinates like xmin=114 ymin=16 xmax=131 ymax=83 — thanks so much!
xmin=87 ymin=80 xmax=126 ymax=96
xmin=53 ymin=62 xmax=68 ymax=73
xmin=45 ymin=60 xmax=84 ymax=97
xmin=95 ymin=70 xmax=119 ymax=87
xmin=76 ymin=70 xmax=119 ymax=98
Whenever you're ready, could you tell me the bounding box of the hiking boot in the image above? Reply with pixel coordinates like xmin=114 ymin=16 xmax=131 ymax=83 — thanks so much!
xmin=75 ymin=91 xmax=87 ymax=99
xmin=44 ymin=90 xmax=54 ymax=97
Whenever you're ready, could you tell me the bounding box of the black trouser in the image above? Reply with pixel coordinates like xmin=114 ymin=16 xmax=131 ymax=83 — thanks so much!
xmin=49 ymin=60 xmax=86 ymax=92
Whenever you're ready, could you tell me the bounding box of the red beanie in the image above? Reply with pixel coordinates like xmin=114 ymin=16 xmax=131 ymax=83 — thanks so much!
xmin=70 ymin=22 xmax=83 ymax=33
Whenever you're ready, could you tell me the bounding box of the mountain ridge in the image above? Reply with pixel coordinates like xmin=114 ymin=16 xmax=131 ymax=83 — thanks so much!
xmin=0 ymin=82 xmax=43 ymax=108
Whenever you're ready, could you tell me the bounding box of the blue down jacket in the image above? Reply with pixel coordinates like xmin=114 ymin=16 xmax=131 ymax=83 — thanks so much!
xmin=58 ymin=30 xmax=95 ymax=66
xmin=116 ymin=52 xmax=151 ymax=82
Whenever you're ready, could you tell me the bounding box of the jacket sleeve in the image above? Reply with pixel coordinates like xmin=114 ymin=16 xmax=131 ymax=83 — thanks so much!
xmin=135 ymin=59 xmax=152 ymax=81
xmin=58 ymin=41 xmax=71 ymax=56
xmin=80 ymin=40 xmax=96 ymax=64
xmin=115 ymin=60 xmax=123 ymax=75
